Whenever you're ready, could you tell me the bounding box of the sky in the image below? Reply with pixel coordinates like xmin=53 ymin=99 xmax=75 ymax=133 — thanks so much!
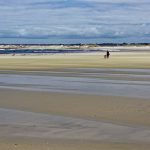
xmin=0 ymin=0 xmax=150 ymax=44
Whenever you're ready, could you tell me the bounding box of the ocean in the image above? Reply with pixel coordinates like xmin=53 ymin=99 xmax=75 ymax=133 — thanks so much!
xmin=0 ymin=49 xmax=102 ymax=54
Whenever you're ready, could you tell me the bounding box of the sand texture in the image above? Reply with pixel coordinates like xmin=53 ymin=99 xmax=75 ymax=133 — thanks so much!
xmin=0 ymin=52 xmax=150 ymax=70
xmin=0 ymin=51 xmax=150 ymax=149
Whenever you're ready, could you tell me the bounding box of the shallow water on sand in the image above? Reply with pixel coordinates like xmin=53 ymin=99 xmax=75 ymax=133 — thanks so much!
xmin=0 ymin=69 xmax=150 ymax=99
xmin=72 ymin=68 xmax=150 ymax=73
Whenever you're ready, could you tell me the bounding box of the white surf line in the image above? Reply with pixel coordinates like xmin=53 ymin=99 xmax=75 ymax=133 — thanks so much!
xmin=0 ymin=74 xmax=150 ymax=99
xmin=0 ymin=108 xmax=150 ymax=143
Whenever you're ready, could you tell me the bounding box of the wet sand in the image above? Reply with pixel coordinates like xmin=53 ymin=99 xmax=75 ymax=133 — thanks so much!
xmin=0 ymin=52 xmax=150 ymax=149
xmin=0 ymin=74 xmax=150 ymax=99
xmin=1 ymin=138 xmax=150 ymax=150
xmin=1 ymin=90 xmax=150 ymax=149
xmin=1 ymin=88 xmax=150 ymax=126
xmin=1 ymin=108 xmax=150 ymax=150
xmin=1 ymin=108 xmax=150 ymax=143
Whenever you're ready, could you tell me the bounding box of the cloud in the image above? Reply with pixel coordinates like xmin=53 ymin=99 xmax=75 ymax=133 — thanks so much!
xmin=0 ymin=0 xmax=150 ymax=43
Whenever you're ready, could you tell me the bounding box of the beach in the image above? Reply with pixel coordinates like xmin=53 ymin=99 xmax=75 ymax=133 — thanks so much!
xmin=0 ymin=51 xmax=150 ymax=70
xmin=0 ymin=51 xmax=150 ymax=149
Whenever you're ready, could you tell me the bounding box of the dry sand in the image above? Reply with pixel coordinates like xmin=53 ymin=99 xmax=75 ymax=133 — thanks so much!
xmin=0 ymin=52 xmax=150 ymax=70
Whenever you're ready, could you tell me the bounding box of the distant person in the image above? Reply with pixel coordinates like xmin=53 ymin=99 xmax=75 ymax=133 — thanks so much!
xmin=106 ymin=50 xmax=110 ymax=58
xmin=104 ymin=50 xmax=110 ymax=59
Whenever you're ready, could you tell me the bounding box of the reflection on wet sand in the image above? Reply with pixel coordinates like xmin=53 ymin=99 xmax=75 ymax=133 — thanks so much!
xmin=0 ymin=68 xmax=150 ymax=99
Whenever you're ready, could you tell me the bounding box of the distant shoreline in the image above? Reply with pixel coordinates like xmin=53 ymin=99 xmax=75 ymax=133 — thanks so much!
xmin=0 ymin=43 xmax=150 ymax=51
xmin=0 ymin=44 xmax=150 ymax=54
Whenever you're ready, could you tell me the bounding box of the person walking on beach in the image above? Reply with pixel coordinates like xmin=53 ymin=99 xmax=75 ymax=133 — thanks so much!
xmin=104 ymin=50 xmax=110 ymax=59
xmin=106 ymin=50 xmax=110 ymax=59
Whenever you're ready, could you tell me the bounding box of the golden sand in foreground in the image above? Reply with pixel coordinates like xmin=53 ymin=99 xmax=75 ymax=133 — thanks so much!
xmin=1 ymin=138 xmax=150 ymax=150
xmin=0 ymin=52 xmax=150 ymax=70
xmin=0 ymin=89 xmax=150 ymax=126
